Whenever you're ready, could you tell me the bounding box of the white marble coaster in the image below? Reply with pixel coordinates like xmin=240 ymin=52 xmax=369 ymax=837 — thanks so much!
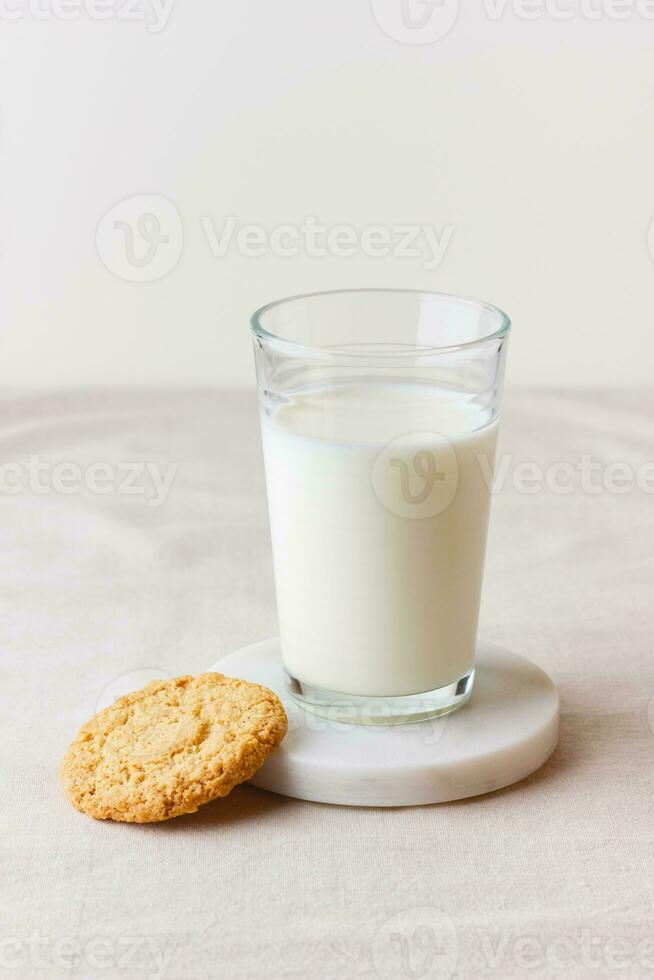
xmin=209 ymin=639 xmax=559 ymax=807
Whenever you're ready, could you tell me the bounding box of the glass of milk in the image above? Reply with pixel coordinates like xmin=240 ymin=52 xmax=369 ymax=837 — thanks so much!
xmin=251 ymin=290 xmax=510 ymax=724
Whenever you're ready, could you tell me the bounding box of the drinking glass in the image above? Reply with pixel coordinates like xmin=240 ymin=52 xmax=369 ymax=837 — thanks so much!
xmin=251 ymin=289 xmax=510 ymax=724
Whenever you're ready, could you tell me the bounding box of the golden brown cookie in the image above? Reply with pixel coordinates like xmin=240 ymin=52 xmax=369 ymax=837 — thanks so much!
xmin=61 ymin=673 xmax=287 ymax=822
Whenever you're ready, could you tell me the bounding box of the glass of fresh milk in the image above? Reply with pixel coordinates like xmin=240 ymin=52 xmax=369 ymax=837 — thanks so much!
xmin=251 ymin=289 xmax=510 ymax=724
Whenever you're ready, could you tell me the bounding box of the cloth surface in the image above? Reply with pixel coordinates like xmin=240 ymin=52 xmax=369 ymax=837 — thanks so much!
xmin=2 ymin=387 xmax=653 ymax=980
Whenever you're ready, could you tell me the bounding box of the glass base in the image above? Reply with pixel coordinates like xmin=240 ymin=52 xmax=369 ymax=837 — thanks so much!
xmin=285 ymin=669 xmax=475 ymax=726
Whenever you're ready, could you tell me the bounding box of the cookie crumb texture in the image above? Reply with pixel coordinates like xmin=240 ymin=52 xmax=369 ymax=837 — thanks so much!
xmin=61 ymin=673 xmax=288 ymax=822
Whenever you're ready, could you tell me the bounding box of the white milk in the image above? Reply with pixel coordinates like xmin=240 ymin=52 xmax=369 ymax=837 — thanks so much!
xmin=261 ymin=382 xmax=498 ymax=698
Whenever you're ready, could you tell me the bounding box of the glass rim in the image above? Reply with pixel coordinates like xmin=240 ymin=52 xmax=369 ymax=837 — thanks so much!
xmin=250 ymin=288 xmax=511 ymax=359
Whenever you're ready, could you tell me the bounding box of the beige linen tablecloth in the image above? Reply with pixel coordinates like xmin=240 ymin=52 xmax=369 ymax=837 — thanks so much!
xmin=2 ymin=388 xmax=653 ymax=979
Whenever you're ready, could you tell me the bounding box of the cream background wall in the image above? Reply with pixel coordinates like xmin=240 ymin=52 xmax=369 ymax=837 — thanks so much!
xmin=1 ymin=1 xmax=653 ymax=388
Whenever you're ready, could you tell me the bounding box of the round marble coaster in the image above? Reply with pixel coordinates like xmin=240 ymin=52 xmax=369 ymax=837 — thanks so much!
xmin=209 ymin=639 xmax=559 ymax=807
